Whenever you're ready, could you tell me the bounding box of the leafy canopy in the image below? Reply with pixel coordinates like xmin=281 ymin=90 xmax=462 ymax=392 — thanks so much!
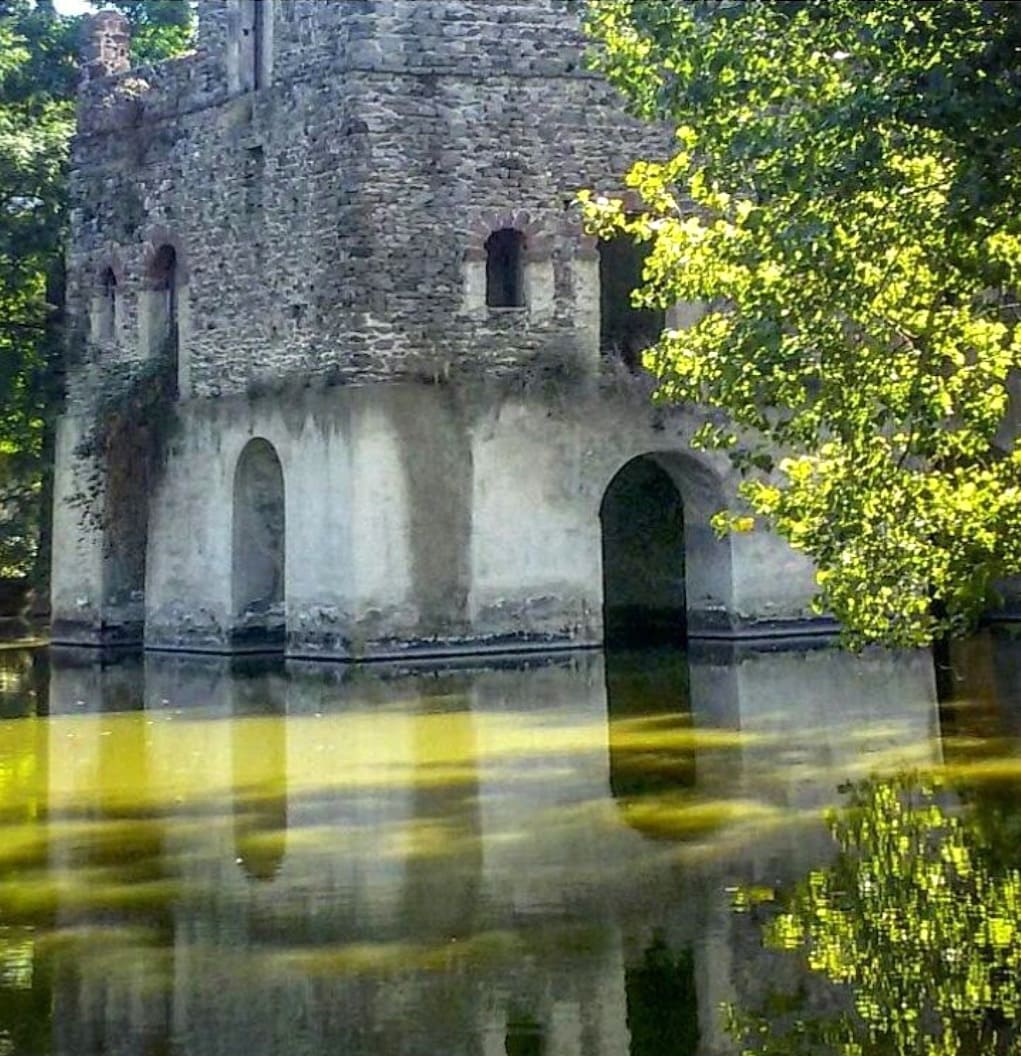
xmin=0 ymin=0 xmax=194 ymax=582
xmin=582 ymin=0 xmax=1021 ymax=648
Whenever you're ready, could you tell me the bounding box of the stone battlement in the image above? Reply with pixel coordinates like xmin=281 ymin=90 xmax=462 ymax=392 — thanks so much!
xmin=78 ymin=2 xmax=596 ymax=132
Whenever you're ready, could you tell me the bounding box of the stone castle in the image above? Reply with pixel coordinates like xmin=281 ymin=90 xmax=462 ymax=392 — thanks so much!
xmin=51 ymin=0 xmax=822 ymax=660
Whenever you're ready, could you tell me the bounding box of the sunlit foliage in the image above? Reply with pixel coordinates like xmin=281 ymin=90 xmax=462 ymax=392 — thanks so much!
xmin=0 ymin=0 xmax=194 ymax=582
xmin=582 ymin=1 xmax=1021 ymax=647
xmin=0 ymin=4 xmax=77 ymax=578
xmin=730 ymin=775 xmax=1021 ymax=1054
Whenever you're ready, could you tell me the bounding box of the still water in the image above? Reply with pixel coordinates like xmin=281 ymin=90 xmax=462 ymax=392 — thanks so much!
xmin=1 ymin=634 xmax=1021 ymax=1055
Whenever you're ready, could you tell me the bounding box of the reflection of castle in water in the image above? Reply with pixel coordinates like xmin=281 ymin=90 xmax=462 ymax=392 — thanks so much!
xmin=23 ymin=641 xmax=951 ymax=1055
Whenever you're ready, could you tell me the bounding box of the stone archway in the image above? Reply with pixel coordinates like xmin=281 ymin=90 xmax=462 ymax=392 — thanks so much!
xmin=599 ymin=450 xmax=734 ymax=646
xmin=600 ymin=455 xmax=686 ymax=647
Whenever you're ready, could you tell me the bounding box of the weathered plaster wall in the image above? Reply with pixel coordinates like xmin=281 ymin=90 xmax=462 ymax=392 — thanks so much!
xmin=55 ymin=377 xmax=821 ymax=657
xmin=51 ymin=418 xmax=106 ymax=641
xmin=116 ymin=385 xmax=814 ymax=658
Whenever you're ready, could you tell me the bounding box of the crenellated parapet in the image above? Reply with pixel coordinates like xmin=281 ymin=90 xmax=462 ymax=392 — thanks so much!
xmin=80 ymin=8 xmax=131 ymax=82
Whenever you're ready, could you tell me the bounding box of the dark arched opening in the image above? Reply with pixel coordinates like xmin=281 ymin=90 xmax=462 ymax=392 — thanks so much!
xmin=147 ymin=243 xmax=180 ymax=403
xmin=149 ymin=244 xmax=178 ymax=344
xmin=486 ymin=228 xmax=525 ymax=308
xmin=102 ymin=444 xmax=150 ymax=645
xmin=600 ymin=456 xmax=686 ymax=648
xmin=232 ymin=438 xmax=285 ymax=651
xmin=147 ymin=244 xmax=179 ymax=396
xmin=599 ymin=236 xmax=665 ymax=370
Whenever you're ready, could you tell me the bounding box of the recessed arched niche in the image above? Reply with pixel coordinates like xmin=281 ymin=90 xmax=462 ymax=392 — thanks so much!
xmin=231 ymin=437 xmax=286 ymax=651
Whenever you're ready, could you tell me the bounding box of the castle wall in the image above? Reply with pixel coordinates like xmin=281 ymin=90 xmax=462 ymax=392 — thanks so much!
xmin=53 ymin=0 xmax=825 ymax=654
xmin=53 ymin=383 xmax=821 ymax=657
xmin=65 ymin=1 xmax=659 ymax=404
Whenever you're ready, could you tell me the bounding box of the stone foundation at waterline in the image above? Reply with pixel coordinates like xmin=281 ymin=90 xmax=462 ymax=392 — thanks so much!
xmin=52 ymin=0 xmax=823 ymax=658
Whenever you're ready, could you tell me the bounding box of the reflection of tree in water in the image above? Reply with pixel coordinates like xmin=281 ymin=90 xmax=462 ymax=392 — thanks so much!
xmin=626 ymin=934 xmax=699 ymax=1056
xmin=730 ymin=774 xmax=1021 ymax=1055
xmin=0 ymin=930 xmax=52 ymax=1056
xmin=0 ymin=647 xmax=48 ymax=719
xmin=0 ymin=652 xmax=53 ymax=1052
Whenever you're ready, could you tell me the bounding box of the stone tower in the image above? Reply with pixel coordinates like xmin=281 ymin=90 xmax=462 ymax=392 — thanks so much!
xmin=52 ymin=0 xmax=821 ymax=658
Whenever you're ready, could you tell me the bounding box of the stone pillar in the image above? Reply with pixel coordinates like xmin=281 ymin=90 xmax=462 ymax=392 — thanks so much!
xmin=572 ymin=238 xmax=601 ymax=367
xmin=81 ymin=10 xmax=131 ymax=84
xmin=49 ymin=415 xmax=107 ymax=645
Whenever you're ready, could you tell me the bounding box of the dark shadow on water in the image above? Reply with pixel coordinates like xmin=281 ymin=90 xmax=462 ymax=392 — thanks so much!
xmin=606 ymin=647 xmax=694 ymax=803
xmin=626 ymin=933 xmax=700 ymax=1056
xmin=232 ymin=661 xmax=289 ymax=882
xmin=935 ymin=630 xmax=1018 ymax=758
xmin=0 ymin=646 xmax=49 ymax=718
xmin=505 ymin=1012 xmax=546 ymax=1056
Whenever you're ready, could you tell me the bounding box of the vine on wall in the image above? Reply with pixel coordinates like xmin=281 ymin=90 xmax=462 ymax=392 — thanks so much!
xmin=70 ymin=339 xmax=178 ymax=595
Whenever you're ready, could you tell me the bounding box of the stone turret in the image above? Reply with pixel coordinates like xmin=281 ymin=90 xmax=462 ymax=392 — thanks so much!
xmin=81 ymin=9 xmax=131 ymax=84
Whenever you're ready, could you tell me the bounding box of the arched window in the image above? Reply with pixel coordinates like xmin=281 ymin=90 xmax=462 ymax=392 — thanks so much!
xmin=91 ymin=266 xmax=118 ymax=344
xmin=149 ymin=244 xmax=178 ymax=354
xmin=485 ymin=228 xmax=525 ymax=308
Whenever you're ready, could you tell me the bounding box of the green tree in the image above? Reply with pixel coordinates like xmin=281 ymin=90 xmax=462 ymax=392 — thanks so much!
xmin=582 ymin=1 xmax=1021 ymax=648
xmin=107 ymin=1 xmax=195 ymax=65
xmin=0 ymin=0 xmax=193 ymax=587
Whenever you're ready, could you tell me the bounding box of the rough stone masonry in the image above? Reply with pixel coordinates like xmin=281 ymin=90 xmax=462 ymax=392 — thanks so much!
xmin=51 ymin=0 xmax=824 ymax=659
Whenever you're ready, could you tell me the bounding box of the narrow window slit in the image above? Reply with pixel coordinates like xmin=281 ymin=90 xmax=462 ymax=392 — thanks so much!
xmin=485 ymin=228 xmax=525 ymax=308
xmin=98 ymin=267 xmax=117 ymax=342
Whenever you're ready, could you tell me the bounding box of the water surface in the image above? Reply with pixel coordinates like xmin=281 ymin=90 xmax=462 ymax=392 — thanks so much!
xmin=1 ymin=635 xmax=1020 ymax=1055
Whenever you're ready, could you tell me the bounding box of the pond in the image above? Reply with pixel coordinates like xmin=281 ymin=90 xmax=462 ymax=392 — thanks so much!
xmin=1 ymin=633 xmax=1020 ymax=1055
